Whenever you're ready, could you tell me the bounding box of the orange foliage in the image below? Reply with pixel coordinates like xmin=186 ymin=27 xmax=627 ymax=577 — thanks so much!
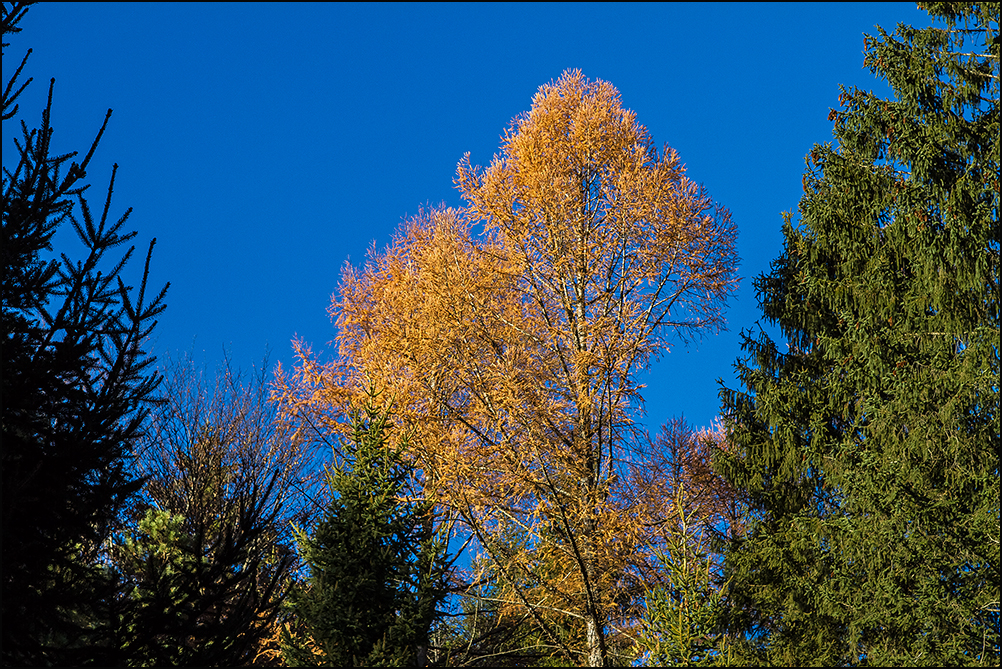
xmin=622 ymin=417 xmax=747 ymax=586
xmin=277 ymin=70 xmax=739 ymax=666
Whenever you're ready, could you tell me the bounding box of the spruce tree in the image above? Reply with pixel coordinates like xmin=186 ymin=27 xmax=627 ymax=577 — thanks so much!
xmin=281 ymin=398 xmax=451 ymax=667
xmin=2 ymin=2 xmax=168 ymax=663
xmin=716 ymin=2 xmax=999 ymax=665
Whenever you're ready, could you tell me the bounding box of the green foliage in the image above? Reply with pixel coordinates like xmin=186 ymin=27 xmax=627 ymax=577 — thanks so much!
xmin=109 ymin=352 xmax=312 ymax=664
xmin=281 ymin=395 xmax=451 ymax=667
xmin=111 ymin=450 xmax=294 ymax=665
xmin=1 ymin=2 xmax=168 ymax=663
xmin=112 ymin=502 xmax=286 ymax=666
xmin=717 ymin=2 xmax=999 ymax=665
xmin=117 ymin=508 xmax=198 ymax=583
xmin=635 ymin=485 xmax=731 ymax=668
xmin=107 ymin=353 xmax=312 ymax=666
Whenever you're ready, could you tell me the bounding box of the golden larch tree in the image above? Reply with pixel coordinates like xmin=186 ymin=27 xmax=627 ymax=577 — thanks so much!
xmin=278 ymin=69 xmax=739 ymax=667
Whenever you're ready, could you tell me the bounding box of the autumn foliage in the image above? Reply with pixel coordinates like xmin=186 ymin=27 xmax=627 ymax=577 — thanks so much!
xmin=278 ymin=70 xmax=739 ymax=666
xmin=8 ymin=1 xmax=996 ymax=665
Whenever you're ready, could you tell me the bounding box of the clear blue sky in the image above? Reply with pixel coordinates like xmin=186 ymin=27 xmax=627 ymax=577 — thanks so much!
xmin=5 ymin=2 xmax=933 ymax=434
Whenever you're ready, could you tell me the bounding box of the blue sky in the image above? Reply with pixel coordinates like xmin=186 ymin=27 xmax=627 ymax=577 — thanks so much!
xmin=6 ymin=2 xmax=933 ymax=434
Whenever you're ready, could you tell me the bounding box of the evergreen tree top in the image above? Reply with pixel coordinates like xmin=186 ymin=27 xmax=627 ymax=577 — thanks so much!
xmin=717 ymin=3 xmax=998 ymax=665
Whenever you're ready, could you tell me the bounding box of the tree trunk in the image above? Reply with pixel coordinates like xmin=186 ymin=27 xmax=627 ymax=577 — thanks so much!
xmin=585 ymin=615 xmax=605 ymax=667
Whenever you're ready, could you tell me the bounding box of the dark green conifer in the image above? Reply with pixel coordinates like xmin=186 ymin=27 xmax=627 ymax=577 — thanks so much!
xmin=717 ymin=2 xmax=999 ymax=665
xmin=281 ymin=397 xmax=451 ymax=667
xmin=2 ymin=2 xmax=169 ymax=663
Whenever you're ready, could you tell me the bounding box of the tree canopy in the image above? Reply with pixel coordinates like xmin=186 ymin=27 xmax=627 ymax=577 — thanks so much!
xmin=716 ymin=2 xmax=999 ymax=664
xmin=6 ymin=2 xmax=998 ymax=666
xmin=279 ymin=69 xmax=739 ymax=666
xmin=2 ymin=2 xmax=168 ymax=663
xmin=110 ymin=353 xmax=316 ymax=666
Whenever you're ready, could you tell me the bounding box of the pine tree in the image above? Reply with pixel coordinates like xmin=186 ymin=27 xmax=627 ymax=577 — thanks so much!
xmin=716 ymin=2 xmax=999 ymax=665
xmin=1 ymin=2 xmax=169 ymax=663
xmin=281 ymin=396 xmax=451 ymax=667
